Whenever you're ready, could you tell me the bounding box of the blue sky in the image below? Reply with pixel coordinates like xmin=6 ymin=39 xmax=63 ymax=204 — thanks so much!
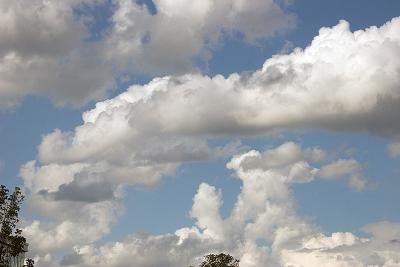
xmin=1 ymin=0 xmax=400 ymax=266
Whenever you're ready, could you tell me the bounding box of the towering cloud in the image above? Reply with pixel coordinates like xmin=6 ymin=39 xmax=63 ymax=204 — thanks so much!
xmin=29 ymin=145 xmax=398 ymax=267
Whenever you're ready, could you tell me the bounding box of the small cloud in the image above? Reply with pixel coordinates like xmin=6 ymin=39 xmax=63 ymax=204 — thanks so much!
xmin=318 ymin=159 xmax=361 ymax=179
xmin=387 ymin=142 xmax=400 ymax=158
xmin=318 ymin=159 xmax=367 ymax=191
xmin=348 ymin=174 xmax=367 ymax=192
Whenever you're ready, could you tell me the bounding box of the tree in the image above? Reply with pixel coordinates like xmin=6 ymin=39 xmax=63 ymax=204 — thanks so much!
xmin=0 ymin=185 xmax=31 ymax=267
xmin=191 ymin=253 xmax=240 ymax=267
xmin=24 ymin=258 xmax=35 ymax=267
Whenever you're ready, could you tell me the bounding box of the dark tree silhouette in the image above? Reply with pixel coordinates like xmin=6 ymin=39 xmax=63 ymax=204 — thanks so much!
xmin=0 ymin=185 xmax=33 ymax=267
xmin=191 ymin=253 xmax=240 ymax=267
xmin=24 ymin=258 xmax=35 ymax=267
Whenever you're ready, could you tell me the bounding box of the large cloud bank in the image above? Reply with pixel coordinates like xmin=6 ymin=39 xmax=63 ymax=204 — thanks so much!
xmin=0 ymin=0 xmax=293 ymax=107
xmin=31 ymin=15 xmax=400 ymax=152
xmin=18 ymin=15 xmax=400 ymax=266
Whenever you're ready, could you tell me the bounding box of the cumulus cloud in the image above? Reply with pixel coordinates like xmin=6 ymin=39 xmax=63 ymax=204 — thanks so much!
xmin=19 ymin=161 xmax=124 ymax=255
xmin=0 ymin=0 xmax=294 ymax=107
xmin=23 ymin=200 xmax=122 ymax=255
xmin=27 ymin=145 xmax=399 ymax=267
xmin=319 ymin=159 xmax=361 ymax=179
xmin=29 ymin=16 xmax=400 ymax=153
xmin=106 ymin=0 xmax=295 ymax=74
xmin=318 ymin=159 xmax=367 ymax=191
xmin=0 ymin=0 xmax=115 ymax=107
xmin=19 ymin=17 xmax=399 ymax=228
xmin=28 ymin=143 xmax=315 ymax=266
xmin=190 ymin=183 xmax=225 ymax=240
xmin=18 ymin=16 xmax=400 ymax=265
xmin=235 ymin=141 xmax=325 ymax=172
xmin=281 ymin=222 xmax=400 ymax=267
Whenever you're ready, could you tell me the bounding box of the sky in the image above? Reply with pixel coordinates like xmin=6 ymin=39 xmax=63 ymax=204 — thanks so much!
xmin=1 ymin=0 xmax=400 ymax=266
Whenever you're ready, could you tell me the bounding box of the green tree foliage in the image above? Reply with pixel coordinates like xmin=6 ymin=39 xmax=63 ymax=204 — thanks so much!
xmin=0 ymin=185 xmax=28 ymax=267
xmin=191 ymin=253 xmax=240 ymax=267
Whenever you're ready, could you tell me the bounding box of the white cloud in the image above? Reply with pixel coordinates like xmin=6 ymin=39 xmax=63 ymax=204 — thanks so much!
xmin=318 ymin=159 xmax=367 ymax=191
xmin=30 ymin=16 xmax=400 ymax=159
xmin=302 ymin=232 xmax=364 ymax=250
xmin=319 ymin=159 xmax=362 ymax=179
xmin=0 ymin=0 xmax=115 ymax=108
xmin=281 ymin=222 xmax=400 ymax=267
xmin=21 ymin=6 xmax=398 ymax=206
xmin=362 ymin=221 xmax=400 ymax=241
xmin=0 ymin=0 xmax=294 ymax=107
xmin=234 ymin=142 xmax=325 ymax=172
xmin=26 ymin=145 xmax=399 ymax=267
xmin=28 ymin=143 xmax=316 ymax=266
xmin=23 ymin=200 xmax=122 ymax=255
xmin=17 ymin=16 xmax=400 ymax=265
xmin=190 ymin=183 xmax=225 ymax=240
xmin=23 ymin=16 xmax=400 ymax=212
xmin=19 ymin=161 xmax=124 ymax=255
xmin=105 ymin=0 xmax=295 ymax=74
